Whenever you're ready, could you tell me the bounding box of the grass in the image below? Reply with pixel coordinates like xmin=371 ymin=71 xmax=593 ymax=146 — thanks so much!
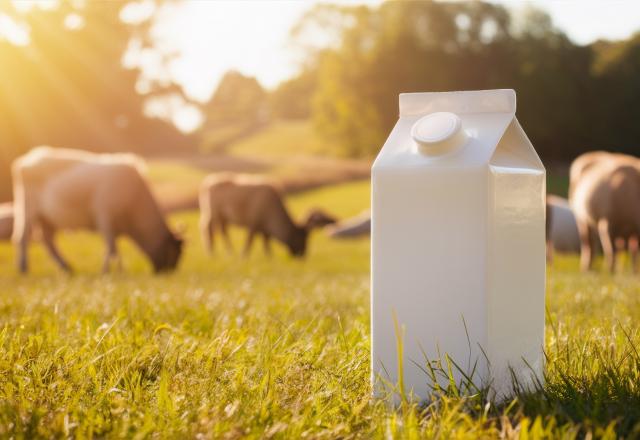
xmin=145 ymin=123 xmax=370 ymax=209
xmin=0 ymin=180 xmax=638 ymax=438
xmin=146 ymin=161 xmax=209 ymax=206
xmin=228 ymin=119 xmax=341 ymax=159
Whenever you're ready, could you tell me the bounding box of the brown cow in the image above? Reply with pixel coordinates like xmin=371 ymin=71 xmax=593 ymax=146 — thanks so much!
xmin=199 ymin=173 xmax=336 ymax=258
xmin=12 ymin=146 xmax=183 ymax=273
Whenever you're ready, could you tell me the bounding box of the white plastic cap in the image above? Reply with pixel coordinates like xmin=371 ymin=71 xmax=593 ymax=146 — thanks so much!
xmin=411 ymin=111 xmax=468 ymax=156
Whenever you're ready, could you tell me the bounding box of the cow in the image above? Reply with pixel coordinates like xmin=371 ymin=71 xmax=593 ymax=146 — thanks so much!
xmin=199 ymin=173 xmax=336 ymax=258
xmin=570 ymin=153 xmax=640 ymax=273
xmin=12 ymin=146 xmax=183 ymax=273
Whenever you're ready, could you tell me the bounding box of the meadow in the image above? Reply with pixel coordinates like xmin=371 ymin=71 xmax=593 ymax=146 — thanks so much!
xmin=1 ymin=180 xmax=639 ymax=439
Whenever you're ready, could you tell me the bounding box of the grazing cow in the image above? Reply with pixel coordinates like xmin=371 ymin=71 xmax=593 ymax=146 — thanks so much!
xmin=199 ymin=173 xmax=336 ymax=257
xmin=568 ymin=151 xmax=635 ymax=203
xmin=12 ymin=146 xmax=183 ymax=273
xmin=0 ymin=203 xmax=13 ymax=241
xmin=570 ymin=154 xmax=640 ymax=273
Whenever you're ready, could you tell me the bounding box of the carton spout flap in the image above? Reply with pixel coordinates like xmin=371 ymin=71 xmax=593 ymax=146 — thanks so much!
xmin=399 ymin=89 xmax=516 ymax=117
xmin=489 ymin=118 xmax=545 ymax=172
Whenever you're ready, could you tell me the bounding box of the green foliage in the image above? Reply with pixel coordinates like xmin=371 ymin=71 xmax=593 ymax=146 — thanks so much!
xmin=1 ymin=181 xmax=640 ymax=437
xmin=269 ymin=69 xmax=317 ymax=120
xmin=293 ymin=2 xmax=637 ymax=162
xmin=204 ymin=71 xmax=267 ymax=127
xmin=590 ymin=33 xmax=640 ymax=152
xmin=547 ymin=172 xmax=569 ymax=197
xmin=0 ymin=1 xmax=192 ymax=201
xmin=200 ymin=71 xmax=269 ymax=151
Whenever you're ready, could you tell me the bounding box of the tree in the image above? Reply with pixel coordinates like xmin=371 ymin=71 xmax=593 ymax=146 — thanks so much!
xmin=0 ymin=1 xmax=192 ymax=201
xmin=200 ymin=71 xmax=268 ymax=151
xmin=204 ymin=71 xmax=267 ymax=128
xmin=291 ymin=1 xmax=609 ymax=162
xmin=269 ymin=68 xmax=317 ymax=120
xmin=590 ymin=33 xmax=640 ymax=155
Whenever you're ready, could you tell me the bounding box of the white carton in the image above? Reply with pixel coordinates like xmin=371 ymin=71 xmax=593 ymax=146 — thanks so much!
xmin=371 ymin=89 xmax=545 ymax=401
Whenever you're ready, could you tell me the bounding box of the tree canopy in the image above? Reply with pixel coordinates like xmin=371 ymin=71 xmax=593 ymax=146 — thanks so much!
xmin=0 ymin=1 xmax=192 ymax=200
xmin=2 ymin=0 xmax=640 ymax=202
xmin=291 ymin=2 xmax=638 ymax=161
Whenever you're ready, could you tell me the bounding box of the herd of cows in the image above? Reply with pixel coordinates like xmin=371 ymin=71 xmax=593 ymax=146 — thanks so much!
xmin=1 ymin=146 xmax=337 ymax=273
xmin=0 ymin=146 xmax=638 ymax=275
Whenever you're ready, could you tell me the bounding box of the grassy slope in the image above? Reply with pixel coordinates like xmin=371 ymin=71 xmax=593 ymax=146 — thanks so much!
xmin=226 ymin=118 xmax=570 ymax=196
xmin=146 ymin=119 xmax=569 ymax=209
xmin=145 ymin=121 xmax=371 ymax=210
xmin=228 ymin=119 xmax=341 ymax=159
xmin=0 ymin=181 xmax=637 ymax=438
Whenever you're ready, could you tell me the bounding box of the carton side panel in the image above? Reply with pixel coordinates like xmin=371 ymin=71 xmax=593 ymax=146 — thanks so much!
xmin=487 ymin=165 xmax=546 ymax=397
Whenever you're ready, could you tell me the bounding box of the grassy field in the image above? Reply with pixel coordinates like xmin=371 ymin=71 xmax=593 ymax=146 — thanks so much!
xmin=228 ymin=120 xmax=341 ymax=159
xmin=0 ymin=180 xmax=639 ymax=438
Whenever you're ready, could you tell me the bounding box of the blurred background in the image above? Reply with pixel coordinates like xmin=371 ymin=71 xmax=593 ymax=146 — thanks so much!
xmin=2 ymin=0 xmax=640 ymax=204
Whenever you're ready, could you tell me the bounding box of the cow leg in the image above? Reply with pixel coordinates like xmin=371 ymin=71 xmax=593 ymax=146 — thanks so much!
xmin=95 ymin=214 xmax=119 ymax=274
xmin=101 ymin=233 xmax=119 ymax=274
xmin=200 ymin=214 xmax=214 ymax=254
xmin=14 ymin=221 xmax=31 ymax=274
xmin=629 ymin=236 xmax=639 ymax=274
xmin=577 ymin=219 xmax=595 ymax=272
xmin=243 ymin=229 xmax=256 ymax=258
xmin=597 ymin=219 xmax=616 ymax=274
xmin=40 ymin=221 xmax=72 ymax=273
xmin=262 ymin=232 xmax=272 ymax=257
xmin=220 ymin=220 xmax=234 ymax=255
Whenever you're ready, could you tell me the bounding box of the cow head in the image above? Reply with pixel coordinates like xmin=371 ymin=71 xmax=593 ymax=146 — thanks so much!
xmin=152 ymin=231 xmax=184 ymax=273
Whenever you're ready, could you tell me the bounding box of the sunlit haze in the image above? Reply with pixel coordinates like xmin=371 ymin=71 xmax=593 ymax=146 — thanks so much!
xmin=139 ymin=0 xmax=640 ymax=104
xmin=2 ymin=0 xmax=640 ymax=134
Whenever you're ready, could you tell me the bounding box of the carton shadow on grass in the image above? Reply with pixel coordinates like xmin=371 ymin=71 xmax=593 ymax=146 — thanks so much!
xmin=374 ymin=313 xmax=640 ymax=437
xmin=515 ymin=318 xmax=640 ymax=437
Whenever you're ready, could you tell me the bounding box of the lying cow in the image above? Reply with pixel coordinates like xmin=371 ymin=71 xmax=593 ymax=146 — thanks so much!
xmin=326 ymin=210 xmax=371 ymax=239
xmin=329 ymin=201 xmax=578 ymax=263
xmin=12 ymin=146 xmax=183 ymax=273
xmin=547 ymin=195 xmax=581 ymax=254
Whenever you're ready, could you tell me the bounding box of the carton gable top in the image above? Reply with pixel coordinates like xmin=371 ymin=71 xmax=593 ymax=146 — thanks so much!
xmin=399 ymin=89 xmax=516 ymax=117
xmin=374 ymin=89 xmax=541 ymax=170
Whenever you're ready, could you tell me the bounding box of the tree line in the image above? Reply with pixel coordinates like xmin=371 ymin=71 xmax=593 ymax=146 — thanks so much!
xmin=275 ymin=2 xmax=640 ymax=161
xmin=2 ymin=1 xmax=640 ymax=201
xmin=0 ymin=2 xmax=192 ymax=201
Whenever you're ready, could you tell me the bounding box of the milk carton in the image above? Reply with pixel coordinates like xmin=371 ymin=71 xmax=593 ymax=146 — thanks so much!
xmin=371 ymin=89 xmax=545 ymax=401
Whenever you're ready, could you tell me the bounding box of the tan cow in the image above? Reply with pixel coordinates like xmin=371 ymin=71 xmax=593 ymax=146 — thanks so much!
xmin=12 ymin=146 xmax=183 ymax=273
xmin=199 ymin=173 xmax=336 ymax=258
xmin=570 ymin=153 xmax=640 ymax=273
xmin=569 ymin=151 xmax=617 ymax=200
